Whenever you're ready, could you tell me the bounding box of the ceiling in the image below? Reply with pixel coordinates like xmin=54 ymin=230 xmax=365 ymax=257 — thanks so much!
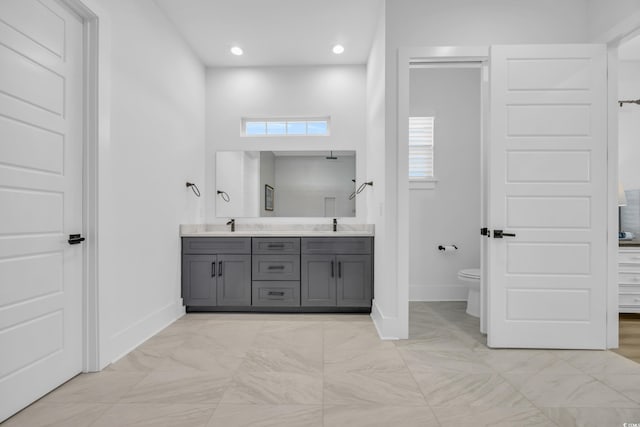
xmin=620 ymin=33 xmax=640 ymax=61
xmin=154 ymin=0 xmax=383 ymax=67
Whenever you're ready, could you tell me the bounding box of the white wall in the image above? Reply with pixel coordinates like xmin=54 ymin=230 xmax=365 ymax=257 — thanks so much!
xmin=274 ymin=155 xmax=355 ymax=217
xmin=205 ymin=65 xmax=367 ymax=223
xmin=366 ymin=3 xmax=394 ymax=337
xmin=588 ymin=0 xmax=640 ymax=42
xmin=375 ymin=0 xmax=591 ymax=338
xmin=95 ymin=0 xmax=205 ymax=366
xmin=215 ymin=151 xmax=259 ymax=217
xmin=619 ymin=61 xmax=640 ymax=190
xmin=408 ymin=68 xmax=481 ymax=301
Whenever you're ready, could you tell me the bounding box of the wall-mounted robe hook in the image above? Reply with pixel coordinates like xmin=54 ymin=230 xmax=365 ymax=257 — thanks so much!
xmin=186 ymin=182 xmax=201 ymax=197
xmin=217 ymin=190 xmax=230 ymax=202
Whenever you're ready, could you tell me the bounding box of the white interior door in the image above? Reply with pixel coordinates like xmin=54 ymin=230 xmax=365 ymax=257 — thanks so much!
xmin=487 ymin=44 xmax=608 ymax=349
xmin=0 ymin=0 xmax=84 ymax=420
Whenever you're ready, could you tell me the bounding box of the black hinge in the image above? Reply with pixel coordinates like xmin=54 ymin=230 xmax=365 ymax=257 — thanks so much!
xmin=480 ymin=227 xmax=489 ymax=236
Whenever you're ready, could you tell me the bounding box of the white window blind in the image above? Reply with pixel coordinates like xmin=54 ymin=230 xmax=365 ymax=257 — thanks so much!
xmin=409 ymin=116 xmax=434 ymax=179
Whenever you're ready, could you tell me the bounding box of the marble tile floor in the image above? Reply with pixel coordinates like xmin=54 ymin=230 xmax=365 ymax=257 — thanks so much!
xmin=4 ymin=303 xmax=640 ymax=427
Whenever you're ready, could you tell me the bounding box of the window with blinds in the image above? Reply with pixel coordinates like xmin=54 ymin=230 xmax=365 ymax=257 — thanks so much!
xmin=409 ymin=116 xmax=434 ymax=179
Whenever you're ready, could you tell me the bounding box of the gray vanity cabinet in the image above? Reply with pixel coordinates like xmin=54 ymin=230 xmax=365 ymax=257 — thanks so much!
xmin=182 ymin=236 xmax=372 ymax=311
xmin=301 ymin=238 xmax=373 ymax=308
xmin=252 ymin=237 xmax=301 ymax=307
xmin=301 ymin=254 xmax=336 ymax=306
xmin=216 ymin=254 xmax=252 ymax=306
xmin=182 ymin=254 xmax=217 ymax=306
xmin=336 ymin=255 xmax=372 ymax=307
xmin=182 ymin=238 xmax=251 ymax=308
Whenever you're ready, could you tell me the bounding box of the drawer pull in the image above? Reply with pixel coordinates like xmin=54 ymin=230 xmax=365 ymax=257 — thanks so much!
xmin=268 ymin=291 xmax=285 ymax=297
xmin=267 ymin=244 xmax=285 ymax=248
xmin=267 ymin=265 xmax=285 ymax=270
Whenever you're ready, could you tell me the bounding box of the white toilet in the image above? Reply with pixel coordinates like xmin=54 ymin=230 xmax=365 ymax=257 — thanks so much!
xmin=458 ymin=268 xmax=480 ymax=318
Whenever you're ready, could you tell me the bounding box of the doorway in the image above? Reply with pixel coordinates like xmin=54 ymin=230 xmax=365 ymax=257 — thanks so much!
xmin=615 ymin=31 xmax=640 ymax=363
xmin=407 ymin=63 xmax=485 ymax=337
xmin=397 ymin=45 xmax=611 ymax=349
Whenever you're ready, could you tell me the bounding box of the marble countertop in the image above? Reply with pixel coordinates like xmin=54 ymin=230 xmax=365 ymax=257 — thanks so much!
xmin=180 ymin=223 xmax=375 ymax=237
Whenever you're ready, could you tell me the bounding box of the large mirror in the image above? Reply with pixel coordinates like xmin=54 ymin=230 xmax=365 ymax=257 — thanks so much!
xmin=215 ymin=151 xmax=356 ymax=218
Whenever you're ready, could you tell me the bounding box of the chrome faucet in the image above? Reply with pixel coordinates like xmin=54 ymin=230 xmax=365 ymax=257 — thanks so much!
xmin=333 ymin=218 xmax=337 ymax=232
xmin=226 ymin=218 xmax=235 ymax=232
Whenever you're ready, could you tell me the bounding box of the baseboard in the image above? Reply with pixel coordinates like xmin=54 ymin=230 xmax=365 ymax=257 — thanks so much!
xmin=410 ymin=283 xmax=468 ymax=301
xmin=370 ymin=300 xmax=402 ymax=340
xmin=106 ymin=299 xmax=185 ymax=366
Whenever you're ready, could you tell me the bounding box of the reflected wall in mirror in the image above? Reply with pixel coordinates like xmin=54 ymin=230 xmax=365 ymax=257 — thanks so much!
xmin=216 ymin=151 xmax=356 ymax=217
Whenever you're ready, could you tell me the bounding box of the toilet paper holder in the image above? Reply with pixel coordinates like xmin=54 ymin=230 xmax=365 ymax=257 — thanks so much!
xmin=438 ymin=245 xmax=458 ymax=251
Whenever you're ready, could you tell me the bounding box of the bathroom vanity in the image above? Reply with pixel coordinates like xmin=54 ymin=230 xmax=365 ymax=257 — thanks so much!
xmin=180 ymin=225 xmax=374 ymax=312
xmin=619 ymin=240 xmax=640 ymax=313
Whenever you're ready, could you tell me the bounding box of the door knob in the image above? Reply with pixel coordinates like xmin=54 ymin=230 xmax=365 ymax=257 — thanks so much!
xmin=68 ymin=234 xmax=85 ymax=245
xmin=493 ymin=230 xmax=516 ymax=239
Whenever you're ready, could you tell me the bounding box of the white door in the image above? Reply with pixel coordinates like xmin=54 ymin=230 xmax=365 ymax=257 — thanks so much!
xmin=487 ymin=44 xmax=608 ymax=349
xmin=0 ymin=0 xmax=84 ymax=420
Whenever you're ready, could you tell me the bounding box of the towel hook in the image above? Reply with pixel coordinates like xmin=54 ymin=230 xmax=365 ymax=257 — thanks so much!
xmin=185 ymin=182 xmax=201 ymax=197
xmin=217 ymin=190 xmax=230 ymax=202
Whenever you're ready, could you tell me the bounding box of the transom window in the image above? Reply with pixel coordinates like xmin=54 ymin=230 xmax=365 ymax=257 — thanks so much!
xmin=409 ymin=116 xmax=434 ymax=179
xmin=242 ymin=117 xmax=330 ymax=136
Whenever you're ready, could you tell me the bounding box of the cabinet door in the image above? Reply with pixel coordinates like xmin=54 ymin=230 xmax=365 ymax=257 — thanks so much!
xmin=217 ymin=254 xmax=251 ymax=306
xmin=301 ymin=254 xmax=336 ymax=306
xmin=336 ymin=255 xmax=372 ymax=307
xmin=182 ymin=255 xmax=217 ymax=306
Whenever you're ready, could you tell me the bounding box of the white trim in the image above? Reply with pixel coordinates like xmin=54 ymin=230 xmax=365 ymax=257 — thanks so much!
xmin=59 ymin=0 xmax=110 ymax=372
xmin=409 ymin=179 xmax=438 ymax=190
xmin=398 ymin=46 xmax=489 ymax=342
xmin=370 ymin=300 xmax=402 ymax=340
xmin=607 ymin=47 xmax=620 ymax=349
xmin=108 ymin=300 xmax=185 ymax=365
xmin=409 ymin=284 xmax=469 ymax=301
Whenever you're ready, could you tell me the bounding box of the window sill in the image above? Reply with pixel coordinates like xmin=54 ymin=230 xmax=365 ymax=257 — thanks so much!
xmin=409 ymin=179 xmax=438 ymax=190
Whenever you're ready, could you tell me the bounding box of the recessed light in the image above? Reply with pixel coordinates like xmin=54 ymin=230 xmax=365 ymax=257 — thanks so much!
xmin=332 ymin=44 xmax=345 ymax=54
xmin=230 ymin=46 xmax=243 ymax=56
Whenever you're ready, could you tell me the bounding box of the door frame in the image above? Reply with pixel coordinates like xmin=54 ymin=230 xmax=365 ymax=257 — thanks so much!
xmin=397 ymin=46 xmax=489 ymax=339
xmin=397 ymin=45 xmax=617 ymax=348
xmin=596 ymin=19 xmax=640 ymax=349
xmin=57 ymin=0 xmax=109 ymax=371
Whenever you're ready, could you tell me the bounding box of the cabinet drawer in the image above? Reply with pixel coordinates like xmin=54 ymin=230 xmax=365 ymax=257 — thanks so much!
xmin=619 ymin=272 xmax=640 ymax=285
xmin=619 ymin=250 xmax=640 ymax=265
xmin=252 ymin=255 xmax=300 ymax=281
xmin=252 ymin=281 xmax=300 ymax=306
xmin=183 ymin=237 xmax=251 ymax=255
xmin=253 ymin=238 xmax=300 ymax=254
xmin=301 ymin=237 xmax=372 ymax=254
xmin=619 ymin=292 xmax=640 ymax=307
